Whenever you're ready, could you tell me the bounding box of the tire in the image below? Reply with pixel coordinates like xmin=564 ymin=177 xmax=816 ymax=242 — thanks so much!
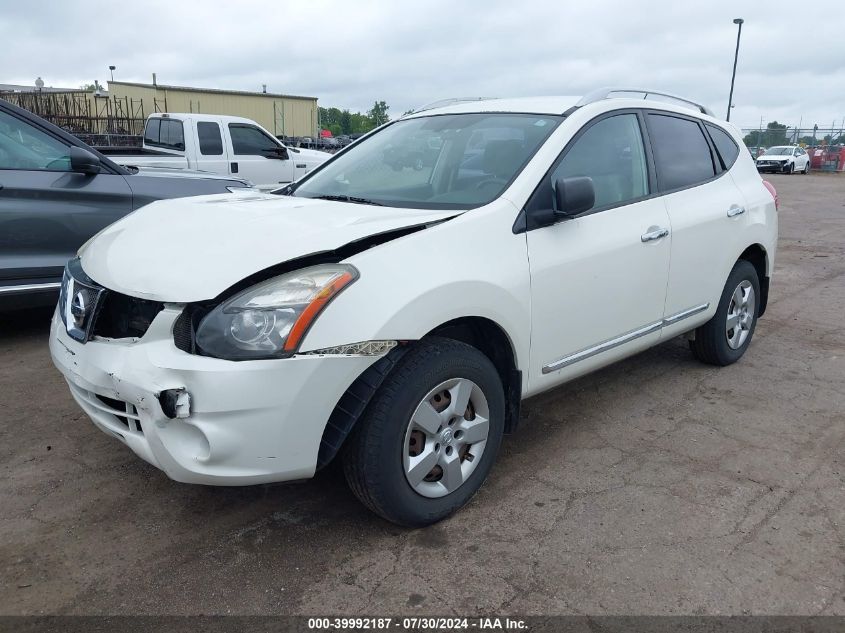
xmin=342 ymin=337 xmax=505 ymax=527
xmin=689 ymin=260 xmax=760 ymax=366
xmin=803 ymin=162 xmax=810 ymax=174
xmin=785 ymin=162 xmax=794 ymax=174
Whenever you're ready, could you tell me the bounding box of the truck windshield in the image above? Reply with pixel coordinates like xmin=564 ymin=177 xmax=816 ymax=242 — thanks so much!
xmin=291 ymin=113 xmax=563 ymax=210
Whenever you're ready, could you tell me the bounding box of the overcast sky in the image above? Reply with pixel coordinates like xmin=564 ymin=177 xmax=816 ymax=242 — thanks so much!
xmin=2 ymin=0 xmax=843 ymax=132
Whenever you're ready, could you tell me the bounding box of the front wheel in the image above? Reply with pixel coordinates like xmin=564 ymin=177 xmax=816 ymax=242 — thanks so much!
xmin=784 ymin=162 xmax=794 ymax=174
xmin=689 ymin=260 xmax=760 ymax=366
xmin=342 ymin=337 xmax=505 ymax=526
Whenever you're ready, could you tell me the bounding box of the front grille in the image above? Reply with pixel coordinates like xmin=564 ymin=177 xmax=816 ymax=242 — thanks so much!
xmin=91 ymin=291 xmax=163 ymax=339
xmin=173 ymin=309 xmax=194 ymax=353
xmin=172 ymin=306 xmax=210 ymax=354
xmin=61 ymin=259 xmax=163 ymax=341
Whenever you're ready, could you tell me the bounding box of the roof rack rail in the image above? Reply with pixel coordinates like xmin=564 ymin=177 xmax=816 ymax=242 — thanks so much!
xmin=406 ymin=97 xmax=496 ymax=116
xmin=574 ymin=88 xmax=714 ymax=117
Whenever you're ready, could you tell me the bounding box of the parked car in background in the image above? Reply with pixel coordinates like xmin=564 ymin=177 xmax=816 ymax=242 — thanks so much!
xmin=756 ymin=145 xmax=810 ymax=174
xmin=50 ymin=89 xmax=777 ymax=526
xmin=0 ymin=99 xmax=253 ymax=310
xmin=103 ymin=114 xmax=329 ymax=190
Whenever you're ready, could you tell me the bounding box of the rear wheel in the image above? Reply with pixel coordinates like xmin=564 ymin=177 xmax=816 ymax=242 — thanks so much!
xmin=689 ymin=260 xmax=760 ymax=366
xmin=803 ymin=162 xmax=810 ymax=174
xmin=342 ymin=337 xmax=505 ymax=526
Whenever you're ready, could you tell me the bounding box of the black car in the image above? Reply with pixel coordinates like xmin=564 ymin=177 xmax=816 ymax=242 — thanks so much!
xmin=0 ymin=99 xmax=252 ymax=310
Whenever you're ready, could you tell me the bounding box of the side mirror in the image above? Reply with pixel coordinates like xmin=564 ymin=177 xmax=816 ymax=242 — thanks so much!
xmin=554 ymin=176 xmax=595 ymax=217
xmin=69 ymin=146 xmax=101 ymax=175
xmin=262 ymin=147 xmax=289 ymax=160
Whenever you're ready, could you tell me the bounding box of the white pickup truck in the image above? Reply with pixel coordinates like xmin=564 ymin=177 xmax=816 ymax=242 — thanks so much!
xmin=107 ymin=113 xmax=329 ymax=189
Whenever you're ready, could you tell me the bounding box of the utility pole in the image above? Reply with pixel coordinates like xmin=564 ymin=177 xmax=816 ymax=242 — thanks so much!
xmin=726 ymin=18 xmax=744 ymax=122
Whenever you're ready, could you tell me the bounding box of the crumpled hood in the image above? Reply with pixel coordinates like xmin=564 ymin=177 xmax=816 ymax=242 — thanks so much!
xmin=79 ymin=192 xmax=458 ymax=302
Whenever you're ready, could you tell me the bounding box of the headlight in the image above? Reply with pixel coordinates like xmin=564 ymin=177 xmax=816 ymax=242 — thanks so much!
xmin=195 ymin=264 xmax=358 ymax=360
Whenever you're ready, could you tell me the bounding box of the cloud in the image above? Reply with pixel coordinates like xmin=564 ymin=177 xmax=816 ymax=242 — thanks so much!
xmin=1 ymin=0 xmax=843 ymax=132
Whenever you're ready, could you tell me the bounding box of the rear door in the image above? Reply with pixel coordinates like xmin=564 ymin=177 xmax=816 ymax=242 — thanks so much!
xmin=646 ymin=112 xmax=749 ymax=338
xmin=0 ymin=108 xmax=132 ymax=292
xmin=226 ymin=122 xmax=294 ymax=187
xmin=193 ymin=120 xmax=231 ymax=176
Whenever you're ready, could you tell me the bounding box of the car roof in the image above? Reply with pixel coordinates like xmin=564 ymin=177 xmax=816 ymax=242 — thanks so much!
xmin=150 ymin=113 xmax=257 ymax=125
xmin=404 ymin=92 xmax=718 ymax=121
xmin=405 ymin=96 xmax=581 ymax=117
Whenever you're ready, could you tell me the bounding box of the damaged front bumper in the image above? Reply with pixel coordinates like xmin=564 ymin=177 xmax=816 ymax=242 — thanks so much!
xmin=50 ymin=306 xmax=378 ymax=485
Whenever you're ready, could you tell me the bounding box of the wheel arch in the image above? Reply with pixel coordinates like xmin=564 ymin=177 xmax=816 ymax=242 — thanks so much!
xmin=315 ymin=316 xmax=523 ymax=470
xmin=424 ymin=316 xmax=522 ymax=434
xmin=738 ymin=243 xmax=770 ymax=316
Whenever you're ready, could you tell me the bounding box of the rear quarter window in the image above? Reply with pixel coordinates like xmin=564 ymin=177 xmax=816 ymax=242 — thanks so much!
xmin=647 ymin=114 xmax=716 ymax=191
xmin=144 ymin=118 xmax=185 ymax=151
xmin=705 ymin=123 xmax=740 ymax=170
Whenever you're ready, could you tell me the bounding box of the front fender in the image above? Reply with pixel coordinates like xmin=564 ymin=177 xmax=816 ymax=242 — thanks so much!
xmin=299 ymin=202 xmax=532 ymax=382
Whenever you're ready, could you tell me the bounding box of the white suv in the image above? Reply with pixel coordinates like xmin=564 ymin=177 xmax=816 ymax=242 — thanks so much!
xmin=50 ymin=88 xmax=778 ymax=526
xmin=755 ymin=145 xmax=811 ymax=174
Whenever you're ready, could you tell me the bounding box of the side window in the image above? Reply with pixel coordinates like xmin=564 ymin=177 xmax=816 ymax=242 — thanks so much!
xmin=648 ymin=114 xmax=716 ymax=191
xmin=144 ymin=118 xmax=185 ymax=150
xmin=0 ymin=110 xmax=71 ymax=171
xmin=197 ymin=122 xmax=223 ymax=155
xmin=549 ymin=113 xmax=649 ymax=210
xmin=229 ymin=124 xmax=279 ymax=155
xmin=705 ymin=123 xmax=740 ymax=170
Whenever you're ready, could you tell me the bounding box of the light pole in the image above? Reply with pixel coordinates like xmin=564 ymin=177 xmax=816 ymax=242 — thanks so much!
xmin=726 ymin=18 xmax=744 ymax=122
xmin=108 ymin=65 xmax=116 ymax=82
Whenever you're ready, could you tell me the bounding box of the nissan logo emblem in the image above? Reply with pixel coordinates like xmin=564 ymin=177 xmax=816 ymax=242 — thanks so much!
xmin=70 ymin=290 xmax=87 ymax=327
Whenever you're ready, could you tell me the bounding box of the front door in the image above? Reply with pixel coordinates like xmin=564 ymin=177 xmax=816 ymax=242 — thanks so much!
xmin=226 ymin=122 xmax=294 ymax=187
xmin=0 ymin=109 xmax=132 ymax=289
xmin=525 ymin=111 xmax=671 ymax=393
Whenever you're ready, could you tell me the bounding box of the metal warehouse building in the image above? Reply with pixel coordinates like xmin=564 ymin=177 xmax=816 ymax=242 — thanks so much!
xmin=107 ymin=80 xmax=319 ymax=138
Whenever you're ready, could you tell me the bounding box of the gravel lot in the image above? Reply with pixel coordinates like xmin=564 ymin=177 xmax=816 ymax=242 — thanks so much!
xmin=1 ymin=173 xmax=843 ymax=616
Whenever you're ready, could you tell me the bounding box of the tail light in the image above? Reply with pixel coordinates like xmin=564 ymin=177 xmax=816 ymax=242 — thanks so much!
xmin=762 ymin=180 xmax=778 ymax=210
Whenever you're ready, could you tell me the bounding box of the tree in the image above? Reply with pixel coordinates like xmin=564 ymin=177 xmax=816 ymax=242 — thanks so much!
xmin=367 ymin=100 xmax=390 ymax=126
xmin=340 ymin=109 xmax=352 ymax=135
xmin=743 ymin=121 xmax=789 ymax=148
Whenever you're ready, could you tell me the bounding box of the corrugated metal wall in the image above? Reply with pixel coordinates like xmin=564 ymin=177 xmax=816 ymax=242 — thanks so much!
xmin=108 ymin=82 xmax=318 ymax=137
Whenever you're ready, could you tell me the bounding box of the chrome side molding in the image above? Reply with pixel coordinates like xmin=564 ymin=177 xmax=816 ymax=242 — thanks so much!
xmin=0 ymin=281 xmax=62 ymax=294
xmin=662 ymin=303 xmax=710 ymax=325
xmin=542 ymin=303 xmax=710 ymax=374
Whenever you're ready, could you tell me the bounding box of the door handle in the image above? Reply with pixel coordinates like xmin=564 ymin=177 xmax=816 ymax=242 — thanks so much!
xmin=641 ymin=226 xmax=669 ymax=242
xmin=727 ymin=205 xmax=746 ymax=217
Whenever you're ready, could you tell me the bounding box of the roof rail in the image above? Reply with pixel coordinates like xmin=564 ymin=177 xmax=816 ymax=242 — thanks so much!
xmin=406 ymin=97 xmax=496 ymax=116
xmin=574 ymin=88 xmax=714 ymax=117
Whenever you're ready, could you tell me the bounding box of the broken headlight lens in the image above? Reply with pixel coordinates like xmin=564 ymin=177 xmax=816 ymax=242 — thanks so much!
xmin=195 ymin=264 xmax=358 ymax=360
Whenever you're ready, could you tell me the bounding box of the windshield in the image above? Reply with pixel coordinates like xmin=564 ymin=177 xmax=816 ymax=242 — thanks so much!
xmin=291 ymin=113 xmax=563 ymax=210
xmin=763 ymin=146 xmax=792 ymax=156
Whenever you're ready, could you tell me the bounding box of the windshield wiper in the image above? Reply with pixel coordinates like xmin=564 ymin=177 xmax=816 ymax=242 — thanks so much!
xmin=310 ymin=194 xmax=383 ymax=206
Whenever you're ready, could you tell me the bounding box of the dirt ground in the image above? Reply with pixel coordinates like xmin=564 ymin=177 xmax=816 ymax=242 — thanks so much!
xmin=1 ymin=173 xmax=843 ymax=616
